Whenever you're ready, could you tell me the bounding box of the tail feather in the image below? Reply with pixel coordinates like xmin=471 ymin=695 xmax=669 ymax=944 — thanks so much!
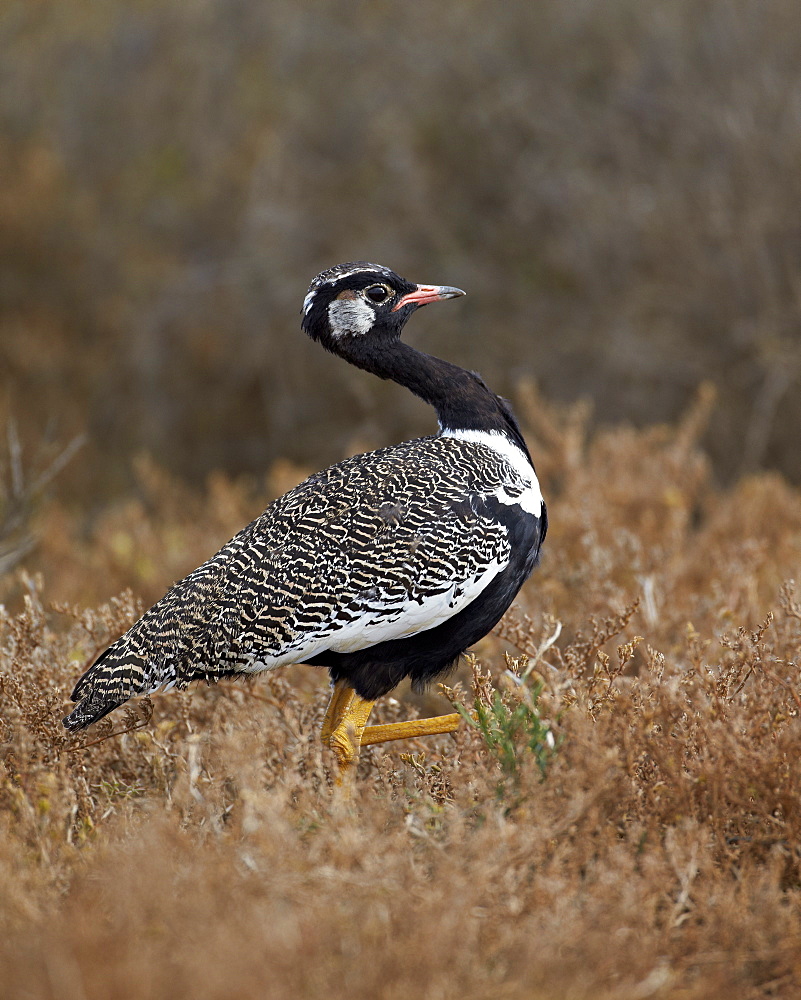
xmin=62 ymin=575 xmax=248 ymax=731
xmin=62 ymin=691 xmax=126 ymax=733
xmin=63 ymin=645 xmax=152 ymax=733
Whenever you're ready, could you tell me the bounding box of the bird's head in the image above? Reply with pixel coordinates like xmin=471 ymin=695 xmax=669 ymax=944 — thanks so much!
xmin=301 ymin=262 xmax=465 ymax=354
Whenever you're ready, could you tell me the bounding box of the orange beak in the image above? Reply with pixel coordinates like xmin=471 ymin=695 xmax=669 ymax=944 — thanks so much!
xmin=392 ymin=284 xmax=466 ymax=311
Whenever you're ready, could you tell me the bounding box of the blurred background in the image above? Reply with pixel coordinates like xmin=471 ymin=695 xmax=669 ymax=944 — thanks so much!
xmin=2 ymin=0 xmax=801 ymax=514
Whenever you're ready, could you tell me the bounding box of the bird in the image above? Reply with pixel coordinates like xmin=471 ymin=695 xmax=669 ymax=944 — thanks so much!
xmin=63 ymin=262 xmax=547 ymax=780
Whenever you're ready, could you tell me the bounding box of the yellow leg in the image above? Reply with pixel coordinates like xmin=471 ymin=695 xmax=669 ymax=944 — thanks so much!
xmin=361 ymin=713 xmax=461 ymax=746
xmin=322 ymin=680 xmax=376 ymax=781
xmin=320 ymin=678 xmax=357 ymax=742
xmin=320 ymin=681 xmax=462 ymax=782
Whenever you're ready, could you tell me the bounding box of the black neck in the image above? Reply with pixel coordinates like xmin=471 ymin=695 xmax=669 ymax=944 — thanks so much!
xmin=341 ymin=338 xmax=533 ymax=464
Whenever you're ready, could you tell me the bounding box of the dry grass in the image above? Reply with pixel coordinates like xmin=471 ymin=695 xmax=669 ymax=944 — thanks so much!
xmin=2 ymin=390 xmax=801 ymax=999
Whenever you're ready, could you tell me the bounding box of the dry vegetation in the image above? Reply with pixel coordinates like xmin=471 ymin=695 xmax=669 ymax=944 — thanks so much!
xmin=2 ymin=389 xmax=801 ymax=999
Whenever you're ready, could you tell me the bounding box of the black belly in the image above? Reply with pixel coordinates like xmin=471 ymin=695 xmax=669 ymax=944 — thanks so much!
xmin=306 ymin=500 xmax=547 ymax=701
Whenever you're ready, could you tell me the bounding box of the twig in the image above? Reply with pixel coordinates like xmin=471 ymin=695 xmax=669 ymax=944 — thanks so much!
xmin=522 ymin=620 xmax=563 ymax=679
xmin=221 ymin=685 xmax=304 ymax=741
xmin=66 ymin=720 xmax=149 ymax=752
xmin=760 ymin=665 xmax=801 ymax=714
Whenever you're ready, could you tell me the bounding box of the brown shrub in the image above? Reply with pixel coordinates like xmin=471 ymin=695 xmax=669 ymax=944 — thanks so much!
xmin=1 ymin=393 xmax=801 ymax=997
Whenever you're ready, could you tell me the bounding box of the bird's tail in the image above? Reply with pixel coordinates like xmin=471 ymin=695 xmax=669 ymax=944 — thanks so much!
xmin=63 ymin=645 xmax=151 ymax=732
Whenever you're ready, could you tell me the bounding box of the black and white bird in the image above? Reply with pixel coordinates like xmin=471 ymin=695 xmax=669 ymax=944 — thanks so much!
xmin=64 ymin=262 xmax=547 ymax=776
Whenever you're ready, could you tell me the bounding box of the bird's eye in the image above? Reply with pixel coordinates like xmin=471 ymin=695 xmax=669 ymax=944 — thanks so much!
xmin=365 ymin=285 xmax=389 ymax=304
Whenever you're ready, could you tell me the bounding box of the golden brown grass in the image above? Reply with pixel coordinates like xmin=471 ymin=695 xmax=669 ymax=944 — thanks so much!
xmin=2 ymin=389 xmax=801 ymax=999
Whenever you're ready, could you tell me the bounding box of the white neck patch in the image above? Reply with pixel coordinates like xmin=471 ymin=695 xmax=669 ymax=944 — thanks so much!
xmin=439 ymin=427 xmax=543 ymax=516
xmin=327 ymin=297 xmax=375 ymax=338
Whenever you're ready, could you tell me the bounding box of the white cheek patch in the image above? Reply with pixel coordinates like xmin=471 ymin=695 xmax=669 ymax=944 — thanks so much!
xmin=327 ymin=297 xmax=375 ymax=338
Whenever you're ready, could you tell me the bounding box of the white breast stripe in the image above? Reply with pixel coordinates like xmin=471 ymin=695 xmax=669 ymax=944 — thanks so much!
xmin=439 ymin=428 xmax=543 ymax=515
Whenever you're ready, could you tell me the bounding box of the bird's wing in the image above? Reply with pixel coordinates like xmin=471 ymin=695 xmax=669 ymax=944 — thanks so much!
xmin=225 ymin=455 xmax=514 ymax=670
xmin=65 ymin=436 xmax=527 ymax=729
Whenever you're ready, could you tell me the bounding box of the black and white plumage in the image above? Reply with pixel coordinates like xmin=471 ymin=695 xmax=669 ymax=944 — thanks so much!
xmin=63 ymin=262 xmax=546 ymax=733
